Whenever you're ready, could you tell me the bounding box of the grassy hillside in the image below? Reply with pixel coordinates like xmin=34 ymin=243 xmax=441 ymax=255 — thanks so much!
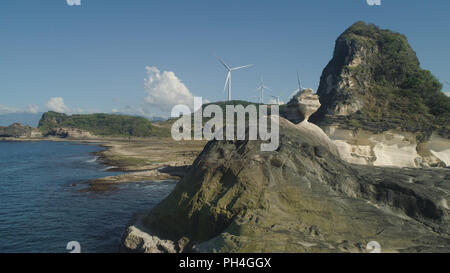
xmin=38 ymin=112 xmax=170 ymax=138
xmin=159 ymin=100 xmax=285 ymax=128
xmin=37 ymin=101 xmax=285 ymax=138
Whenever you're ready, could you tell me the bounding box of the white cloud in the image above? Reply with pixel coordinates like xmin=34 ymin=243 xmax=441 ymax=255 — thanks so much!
xmin=445 ymin=92 xmax=450 ymax=97
xmin=46 ymin=97 xmax=69 ymax=113
xmin=0 ymin=105 xmax=19 ymax=114
xmin=66 ymin=0 xmax=81 ymax=6
xmin=27 ymin=104 xmax=39 ymax=114
xmin=144 ymin=66 xmax=195 ymax=112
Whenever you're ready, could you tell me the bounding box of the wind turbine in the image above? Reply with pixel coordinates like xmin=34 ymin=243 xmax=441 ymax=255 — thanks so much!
xmin=270 ymin=95 xmax=282 ymax=105
xmin=256 ymin=77 xmax=271 ymax=104
xmin=288 ymin=72 xmax=305 ymax=98
xmin=217 ymin=56 xmax=253 ymax=101
xmin=296 ymin=72 xmax=304 ymax=92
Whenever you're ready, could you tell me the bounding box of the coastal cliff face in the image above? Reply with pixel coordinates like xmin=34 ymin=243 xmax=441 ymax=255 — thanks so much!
xmin=309 ymin=22 xmax=450 ymax=167
xmin=324 ymin=127 xmax=449 ymax=168
xmin=0 ymin=123 xmax=42 ymax=138
xmin=46 ymin=127 xmax=96 ymax=139
xmin=121 ymin=94 xmax=450 ymax=253
xmin=122 ymin=117 xmax=450 ymax=253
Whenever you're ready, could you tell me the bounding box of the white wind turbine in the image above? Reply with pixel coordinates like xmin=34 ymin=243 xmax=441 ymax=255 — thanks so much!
xmin=217 ymin=56 xmax=253 ymax=101
xmin=270 ymin=95 xmax=282 ymax=105
xmin=288 ymin=72 xmax=305 ymax=98
xmin=256 ymin=77 xmax=271 ymax=104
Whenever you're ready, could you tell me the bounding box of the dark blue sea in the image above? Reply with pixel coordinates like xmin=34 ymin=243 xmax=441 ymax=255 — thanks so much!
xmin=0 ymin=141 xmax=176 ymax=253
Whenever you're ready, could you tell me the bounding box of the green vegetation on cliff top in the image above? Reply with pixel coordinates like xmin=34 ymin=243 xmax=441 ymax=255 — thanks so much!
xmin=37 ymin=101 xmax=279 ymax=138
xmin=38 ymin=112 xmax=170 ymax=137
xmin=317 ymin=22 xmax=450 ymax=138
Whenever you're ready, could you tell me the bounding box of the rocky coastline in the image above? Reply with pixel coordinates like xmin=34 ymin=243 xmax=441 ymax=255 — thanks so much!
xmin=2 ymin=21 xmax=449 ymax=254
xmin=120 ymin=88 xmax=450 ymax=253
xmin=0 ymin=135 xmax=206 ymax=190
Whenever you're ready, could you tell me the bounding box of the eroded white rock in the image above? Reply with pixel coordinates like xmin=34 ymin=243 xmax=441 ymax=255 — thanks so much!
xmin=120 ymin=215 xmax=177 ymax=253
xmin=323 ymin=126 xmax=449 ymax=168
xmin=286 ymin=88 xmax=321 ymax=123
xmin=428 ymin=134 xmax=450 ymax=166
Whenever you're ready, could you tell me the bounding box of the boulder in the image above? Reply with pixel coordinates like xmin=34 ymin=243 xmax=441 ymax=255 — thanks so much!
xmin=285 ymin=88 xmax=321 ymax=124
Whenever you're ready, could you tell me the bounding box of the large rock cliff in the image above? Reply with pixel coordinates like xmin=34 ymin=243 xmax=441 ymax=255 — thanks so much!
xmin=309 ymin=22 xmax=450 ymax=167
xmin=122 ymin=118 xmax=450 ymax=253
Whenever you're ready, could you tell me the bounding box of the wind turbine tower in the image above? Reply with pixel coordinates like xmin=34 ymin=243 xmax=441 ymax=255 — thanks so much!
xmin=289 ymin=72 xmax=306 ymax=99
xmin=296 ymin=72 xmax=304 ymax=93
xmin=217 ymin=56 xmax=253 ymax=101
xmin=256 ymin=77 xmax=271 ymax=104
xmin=270 ymin=95 xmax=281 ymax=105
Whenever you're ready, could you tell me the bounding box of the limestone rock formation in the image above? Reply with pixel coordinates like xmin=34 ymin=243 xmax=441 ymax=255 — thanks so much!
xmin=122 ymin=116 xmax=450 ymax=253
xmin=323 ymin=126 xmax=449 ymax=168
xmin=285 ymin=88 xmax=321 ymax=124
xmin=48 ymin=127 xmax=95 ymax=139
xmin=310 ymin=22 xmax=450 ymax=135
xmin=121 ymin=22 xmax=450 ymax=253
xmin=120 ymin=214 xmax=178 ymax=253
xmin=308 ymin=21 xmax=450 ymax=168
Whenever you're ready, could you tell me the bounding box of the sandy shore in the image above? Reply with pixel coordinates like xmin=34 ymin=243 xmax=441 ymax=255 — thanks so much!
xmin=1 ymin=136 xmax=207 ymax=191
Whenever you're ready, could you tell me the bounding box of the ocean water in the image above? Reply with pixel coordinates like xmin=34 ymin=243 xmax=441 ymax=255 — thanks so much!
xmin=0 ymin=141 xmax=176 ymax=253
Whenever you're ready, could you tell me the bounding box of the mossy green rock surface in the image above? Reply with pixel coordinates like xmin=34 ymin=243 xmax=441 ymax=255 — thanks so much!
xmin=142 ymin=119 xmax=450 ymax=253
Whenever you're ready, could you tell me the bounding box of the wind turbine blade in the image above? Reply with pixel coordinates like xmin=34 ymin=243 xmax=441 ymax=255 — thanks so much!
xmin=231 ymin=64 xmax=253 ymax=71
xmin=217 ymin=57 xmax=231 ymax=71
xmin=223 ymin=72 xmax=230 ymax=92
xmin=297 ymin=72 xmax=302 ymax=89
xmin=289 ymin=89 xmax=300 ymax=98
xmin=262 ymin=85 xmax=271 ymax=91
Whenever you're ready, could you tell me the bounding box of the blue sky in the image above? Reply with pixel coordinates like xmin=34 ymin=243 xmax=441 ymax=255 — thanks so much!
xmin=1 ymin=0 xmax=449 ymax=117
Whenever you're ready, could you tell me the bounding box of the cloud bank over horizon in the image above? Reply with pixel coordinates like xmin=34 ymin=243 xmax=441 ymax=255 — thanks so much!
xmin=0 ymin=104 xmax=40 ymax=115
xmin=0 ymin=105 xmax=19 ymax=114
